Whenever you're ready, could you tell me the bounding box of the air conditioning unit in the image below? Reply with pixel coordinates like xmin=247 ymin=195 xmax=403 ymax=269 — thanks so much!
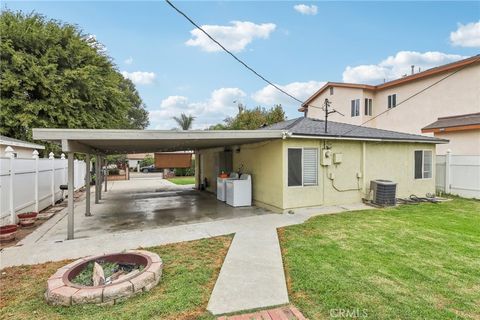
xmin=370 ymin=180 xmax=397 ymax=206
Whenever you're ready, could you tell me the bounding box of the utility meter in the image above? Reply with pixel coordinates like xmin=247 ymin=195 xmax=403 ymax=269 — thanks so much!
xmin=321 ymin=149 xmax=332 ymax=166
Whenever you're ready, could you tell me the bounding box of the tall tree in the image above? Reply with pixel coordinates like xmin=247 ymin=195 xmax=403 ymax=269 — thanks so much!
xmin=172 ymin=113 xmax=195 ymax=130
xmin=210 ymin=104 xmax=286 ymax=130
xmin=0 ymin=11 xmax=149 ymax=147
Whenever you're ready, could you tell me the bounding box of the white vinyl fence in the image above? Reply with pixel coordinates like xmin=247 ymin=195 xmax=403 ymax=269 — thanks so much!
xmin=0 ymin=151 xmax=86 ymax=225
xmin=436 ymin=152 xmax=480 ymax=199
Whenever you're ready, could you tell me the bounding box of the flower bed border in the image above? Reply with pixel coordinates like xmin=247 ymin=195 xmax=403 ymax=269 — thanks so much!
xmin=45 ymin=250 xmax=162 ymax=306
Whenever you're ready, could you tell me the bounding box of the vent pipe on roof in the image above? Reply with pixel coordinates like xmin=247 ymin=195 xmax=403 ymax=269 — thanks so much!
xmin=411 ymin=65 xmax=415 ymax=75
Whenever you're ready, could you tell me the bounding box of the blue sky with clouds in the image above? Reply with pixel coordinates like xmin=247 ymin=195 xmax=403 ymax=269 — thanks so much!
xmin=3 ymin=1 xmax=480 ymax=129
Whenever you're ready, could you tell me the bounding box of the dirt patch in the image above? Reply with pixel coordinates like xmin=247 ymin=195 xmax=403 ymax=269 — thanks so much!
xmin=0 ymin=189 xmax=85 ymax=250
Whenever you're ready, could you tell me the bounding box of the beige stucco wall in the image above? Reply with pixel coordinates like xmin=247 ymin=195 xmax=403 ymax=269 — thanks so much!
xmin=306 ymin=63 xmax=480 ymax=154
xmin=232 ymin=140 xmax=284 ymax=210
xmin=307 ymin=87 xmax=370 ymax=124
xmin=200 ymin=138 xmax=437 ymax=211
xmin=199 ymin=149 xmax=218 ymax=193
xmin=434 ymin=130 xmax=480 ymax=155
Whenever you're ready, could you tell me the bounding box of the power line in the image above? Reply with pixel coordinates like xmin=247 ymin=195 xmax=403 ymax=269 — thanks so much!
xmin=339 ymin=55 xmax=480 ymax=136
xmin=165 ymin=0 xmax=305 ymax=105
xmin=165 ymin=0 xmax=477 ymax=136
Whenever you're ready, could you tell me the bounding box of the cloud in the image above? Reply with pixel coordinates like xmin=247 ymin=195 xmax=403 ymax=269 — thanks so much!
xmin=450 ymin=21 xmax=480 ymax=48
xmin=342 ymin=51 xmax=468 ymax=84
xmin=252 ymin=81 xmax=325 ymax=106
xmin=121 ymin=71 xmax=156 ymax=85
xmin=124 ymin=57 xmax=133 ymax=65
xmin=185 ymin=21 xmax=276 ymax=53
xmin=293 ymin=4 xmax=318 ymax=15
xmin=149 ymin=87 xmax=246 ymax=129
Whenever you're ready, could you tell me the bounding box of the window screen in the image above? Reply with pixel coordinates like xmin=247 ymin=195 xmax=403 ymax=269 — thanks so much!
xmin=288 ymin=149 xmax=302 ymax=186
xmin=423 ymin=150 xmax=432 ymax=178
xmin=303 ymin=148 xmax=318 ymax=186
xmin=351 ymin=99 xmax=360 ymax=117
xmin=414 ymin=150 xmax=423 ymax=179
xmin=365 ymin=98 xmax=372 ymax=116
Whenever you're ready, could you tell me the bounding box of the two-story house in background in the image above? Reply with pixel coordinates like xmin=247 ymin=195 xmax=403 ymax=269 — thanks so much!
xmin=300 ymin=55 xmax=480 ymax=155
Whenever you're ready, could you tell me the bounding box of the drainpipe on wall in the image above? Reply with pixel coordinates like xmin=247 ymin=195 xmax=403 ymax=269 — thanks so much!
xmin=362 ymin=142 xmax=367 ymax=195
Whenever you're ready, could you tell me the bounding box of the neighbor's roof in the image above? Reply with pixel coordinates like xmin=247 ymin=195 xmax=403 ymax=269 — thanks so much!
xmin=262 ymin=117 xmax=447 ymax=144
xmin=0 ymin=135 xmax=45 ymax=150
xmin=422 ymin=113 xmax=480 ymax=133
xmin=300 ymin=55 xmax=480 ymax=111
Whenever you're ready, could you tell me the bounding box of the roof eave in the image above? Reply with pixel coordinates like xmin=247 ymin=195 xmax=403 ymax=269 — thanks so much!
xmin=290 ymin=133 xmax=448 ymax=144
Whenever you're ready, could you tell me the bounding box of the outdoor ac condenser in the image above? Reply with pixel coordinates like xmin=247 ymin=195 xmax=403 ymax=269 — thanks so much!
xmin=370 ymin=180 xmax=397 ymax=206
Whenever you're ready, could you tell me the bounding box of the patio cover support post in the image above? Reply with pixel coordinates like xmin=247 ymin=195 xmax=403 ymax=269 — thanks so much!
xmin=99 ymin=157 xmax=102 ymax=200
xmin=104 ymin=158 xmax=108 ymax=192
xmin=85 ymin=154 xmax=91 ymax=216
xmin=95 ymin=155 xmax=100 ymax=204
xmin=67 ymin=152 xmax=75 ymax=240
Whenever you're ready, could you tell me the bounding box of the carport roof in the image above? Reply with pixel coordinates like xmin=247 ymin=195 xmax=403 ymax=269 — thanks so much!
xmin=32 ymin=128 xmax=287 ymax=154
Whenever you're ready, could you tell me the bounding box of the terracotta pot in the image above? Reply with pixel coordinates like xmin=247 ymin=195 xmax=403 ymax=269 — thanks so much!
xmin=0 ymin=224 xmax=18 ymax=242
xmin=17 ymin=212 xmax=38 ymax=228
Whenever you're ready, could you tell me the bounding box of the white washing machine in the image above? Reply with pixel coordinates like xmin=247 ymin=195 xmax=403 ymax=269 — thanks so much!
xmin=216 ymin=172 xmax=239 ymax=201
xmin=226 ymin=174 xmax=252 ymax=207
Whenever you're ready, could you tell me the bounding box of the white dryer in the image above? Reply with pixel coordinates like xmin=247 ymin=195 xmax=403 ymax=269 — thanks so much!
xmin=217 ymin=172 xmax=239 ymax=201
xmin=226 ymin=174 xmax=252 ymax=207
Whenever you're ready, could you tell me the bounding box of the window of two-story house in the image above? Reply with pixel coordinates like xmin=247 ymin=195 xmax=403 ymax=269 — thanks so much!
xmin=364 ymin=98 xmax=372 ymax=116
xmin=414 ymin=150 xmax=432 ymax=179
xmin=329 ymin=87 xmax=334 ymax=95
xmin=350 ymin=99 xmax=360 ymax=117
xmin=388 ymin=94 xmax=397 ymax=108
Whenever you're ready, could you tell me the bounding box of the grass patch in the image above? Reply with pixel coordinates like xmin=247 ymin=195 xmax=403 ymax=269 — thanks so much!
xmin=0 ymin=235 xmax=232 ymax=320
xmin=167 ymin=176 xmax=195 ymax=185
xmin=279 ymin=198 xmax=480 ymax=319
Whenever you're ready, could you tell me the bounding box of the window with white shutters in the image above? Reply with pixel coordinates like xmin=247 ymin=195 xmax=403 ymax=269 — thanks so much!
xmin=303 ymin=148 xmax=318 ymax=186
xmin=288 ymin=148 xmax=318 ymax=187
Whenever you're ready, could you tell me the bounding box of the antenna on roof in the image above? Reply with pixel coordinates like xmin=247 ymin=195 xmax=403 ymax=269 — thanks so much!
xmin=323 ymin=99 xmax=344 ymax=133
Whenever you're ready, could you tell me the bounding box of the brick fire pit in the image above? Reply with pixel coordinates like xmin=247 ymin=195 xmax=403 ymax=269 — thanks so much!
xmin=45 ymin=250 xmax=162 ymax=306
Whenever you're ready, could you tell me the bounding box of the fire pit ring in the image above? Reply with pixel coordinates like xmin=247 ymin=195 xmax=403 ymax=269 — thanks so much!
xmin=45 ymin=250 xmax=162 ymax=306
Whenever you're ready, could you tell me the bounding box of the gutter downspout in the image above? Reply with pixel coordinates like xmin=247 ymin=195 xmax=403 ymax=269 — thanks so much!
xmin=362 ymin=142 xmax=367 ymax=195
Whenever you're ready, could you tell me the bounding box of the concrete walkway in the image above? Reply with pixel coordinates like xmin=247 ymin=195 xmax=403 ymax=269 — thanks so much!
xmin=207 ymin=228 xmax=288 ymax=315
xmin=0 ymin=177 xmax=371 ymax=315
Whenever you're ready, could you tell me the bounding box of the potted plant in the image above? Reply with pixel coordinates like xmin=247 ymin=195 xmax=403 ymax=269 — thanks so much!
xmin=219 ymin=170 xmax=228 ymax=178
xmin=17 ymin=212 xmax=38 ymax=228
xmin=0 ymin=225 xmax=18 ymax=242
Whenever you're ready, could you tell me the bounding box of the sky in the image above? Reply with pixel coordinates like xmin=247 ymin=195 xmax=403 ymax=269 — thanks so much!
xmin=3 ymin=1 xmax=480 ymax=129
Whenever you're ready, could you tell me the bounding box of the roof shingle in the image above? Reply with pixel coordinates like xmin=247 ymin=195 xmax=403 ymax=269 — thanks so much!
xmin=261 ymin=117 xmax=447 ymax=143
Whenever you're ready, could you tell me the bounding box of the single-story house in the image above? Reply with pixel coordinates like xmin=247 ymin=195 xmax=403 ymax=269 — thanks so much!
xmin=0 ymin=135 xmax=45 ymax=158
xmin=197 ymin=117 xmax=447 ymax=212
xmin=126 ymin=153 xmax=153 ymax=170
xmin=422 ymin=112 xmax=480 ymax=156
xmin=33 ymin=120 xmax=446 ymax=238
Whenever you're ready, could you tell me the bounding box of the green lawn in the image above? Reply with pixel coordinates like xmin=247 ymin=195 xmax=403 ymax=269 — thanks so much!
xmin=0 ymin=236 xmax=232 ymax=320
xmin=167 ymin=176 xmax=195 ymax=185
xmin=279 ymin=198 xmax=480 ymax=320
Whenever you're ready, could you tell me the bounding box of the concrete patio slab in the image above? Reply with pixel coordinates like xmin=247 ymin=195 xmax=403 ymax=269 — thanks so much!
xmin=35 ymin=176 xmax=270 ymax=242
